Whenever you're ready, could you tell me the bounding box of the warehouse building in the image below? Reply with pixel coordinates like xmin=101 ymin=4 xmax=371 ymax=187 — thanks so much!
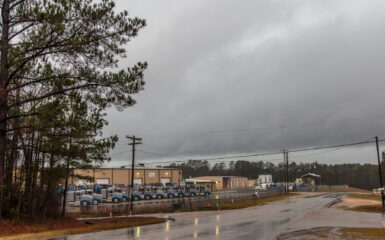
xmin=193 ymin=176 xmax=249 ymax=190
xmin=185 ymin=178 xmax=216 ymax=190
xmin=301 ymin=173 xmax=321 ymax=186
xmin=69 ymin=167 xmax=182 ymax=186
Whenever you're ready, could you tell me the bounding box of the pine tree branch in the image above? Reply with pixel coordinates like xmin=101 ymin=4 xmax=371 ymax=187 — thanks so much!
xmin=9 ymin=0 xmax=26 ymax=11
xmin=8 ymin=83 xmax=108 ymax=108
xmin=6 ymin=111 xmax=37 ymax=120
xmin=9 ymin=22 xmax=34 ymax=41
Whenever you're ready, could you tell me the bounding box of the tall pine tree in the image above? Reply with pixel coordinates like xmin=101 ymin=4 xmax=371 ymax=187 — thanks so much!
xmin=0 ymin=0 xmax=146 ymax=220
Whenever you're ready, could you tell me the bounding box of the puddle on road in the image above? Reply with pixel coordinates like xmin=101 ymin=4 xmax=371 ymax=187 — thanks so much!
xmin=171 ymin=218 xmax=291 ymax=240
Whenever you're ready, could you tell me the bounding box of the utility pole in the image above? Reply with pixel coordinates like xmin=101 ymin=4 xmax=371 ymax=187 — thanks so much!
xmin=283 ymin=149 xmax=287 ymax=195
xmin=375 ymin=136 xmax=383 ymax=188
xmin=315 ymin=161 xmax=318 ymax=192
xmin=126 ymin=135 xmax=142 ymax=215
xmin=375 ymin=136 xmax=384 ymax=208
xmin=286 ymin=151 xmax=289 ymax=194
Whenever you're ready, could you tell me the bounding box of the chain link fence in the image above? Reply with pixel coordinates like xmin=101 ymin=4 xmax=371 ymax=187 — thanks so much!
xmin=68 ymin=188 xmax=286 ymax=217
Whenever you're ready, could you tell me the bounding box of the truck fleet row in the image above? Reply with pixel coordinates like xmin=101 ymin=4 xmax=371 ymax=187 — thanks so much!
xmin=65 ymin=184 xmax=212 ymax=206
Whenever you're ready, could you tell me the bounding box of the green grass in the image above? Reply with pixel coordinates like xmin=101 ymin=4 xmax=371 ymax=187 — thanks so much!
xmin=190 ymin=193 xmax=298 ymax=211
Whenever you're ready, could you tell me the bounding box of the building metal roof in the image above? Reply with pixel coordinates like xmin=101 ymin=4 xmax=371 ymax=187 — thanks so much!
xmin=196 ymin=176 xmax=247 ymax=178
xmin=301 ymin=173 xmax=321 ymax=178
xmin=185 ymin=178 xmax=216 ymax=183
xmin=73 ymin=167 xmax=180 ymax=170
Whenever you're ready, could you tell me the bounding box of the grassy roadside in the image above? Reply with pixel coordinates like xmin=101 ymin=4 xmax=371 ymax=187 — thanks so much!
xmin=345 ymin=193 xmax=385 ymax=214
xmin=349 ymin=204 xmax=385 ymax=214
xmin=339 ymin=228 xmax=385 ymax=239
xmin=188 ymin=193 xmax=299 ymax=211
xmin=0 ymin=217 xmax=166 ymax=240
xmin=280 ymin=227 xmax=385 ymax=239
xmin=346 ymin=193 xmax=381 ymax=201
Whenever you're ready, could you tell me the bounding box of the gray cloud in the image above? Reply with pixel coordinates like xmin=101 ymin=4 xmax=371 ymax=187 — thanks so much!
xmin=104 ymin=0 xmax=385 ymax=166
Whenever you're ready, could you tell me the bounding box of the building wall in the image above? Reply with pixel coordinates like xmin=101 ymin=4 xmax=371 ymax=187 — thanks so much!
xmin=258 ymin=174 xmax=273 ymax=184
xmin=248 ymin=179 xmax=258 ymax=187
xmin=228 ymin=177 xmax=248 ymax=189
xmin=194 ymin=176 xmax=223 ymax=190
xmin=70 ymin=168 xmax=182 ymax=186
xmin=194 ymin=176 xmax=249 ymax=190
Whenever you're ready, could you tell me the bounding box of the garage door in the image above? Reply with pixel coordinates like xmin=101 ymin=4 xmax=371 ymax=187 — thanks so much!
xmin=77 ymin=179 xmax=90 ymax=185
xmin=96 ymin=178 xmax=109 ymax=185
xmin=134 ymin=178 xmax=142 ymax=185
xmin=161 ymin=178 xmax=170 ymax=186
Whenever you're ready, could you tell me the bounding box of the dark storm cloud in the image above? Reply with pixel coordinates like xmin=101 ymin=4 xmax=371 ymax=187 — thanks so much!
xmin=104 ymin=0 xmax=385 ymax=165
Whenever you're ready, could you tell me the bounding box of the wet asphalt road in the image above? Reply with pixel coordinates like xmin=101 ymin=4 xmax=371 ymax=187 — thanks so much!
xmin=51 ymin=193 xmax=384 ymax=240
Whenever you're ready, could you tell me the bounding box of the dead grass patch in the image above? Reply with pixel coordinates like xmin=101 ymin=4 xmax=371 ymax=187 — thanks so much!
xmin=339 ymin=228 xmax=385 ymax=239
xmin=0 ymin=217 xmax=165 ymax=240
xmin=347 ymin=193 xmax=381 ymax=201
xmin=349 ymin=204 xmax=385 ymax=214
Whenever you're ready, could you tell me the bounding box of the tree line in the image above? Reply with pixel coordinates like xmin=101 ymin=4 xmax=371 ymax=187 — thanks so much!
xmin=166 ymin=157 xmax=385 ymax=191
xmin=0 ymin=0 xmax=146 ymax=221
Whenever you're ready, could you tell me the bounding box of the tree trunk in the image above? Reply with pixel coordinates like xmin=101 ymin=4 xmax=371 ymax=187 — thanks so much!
xmin=61 ymin=158 xmax=70 ymax=216
xmin=62 ymin=134 xmax=73 ymax=217
xmin=0 ymin=0 xmax=10 ymax=221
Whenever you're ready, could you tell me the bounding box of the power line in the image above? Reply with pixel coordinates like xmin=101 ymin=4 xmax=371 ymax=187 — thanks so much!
xmin=136 ymin=149 xmax=190 ymax=161
xmin=288 ymin=139 xmax=382 ymax=153
xmin=289 ymin=148 xmax=342 ymax=159
xmin=132 ymin=138 xmax=385 ymax=166
xmin=109 ymin=150 xmax=132 ymax=156
xmin=140 ymin=156 xmax=285 ymax=166
xmin=140 ymin=143 xmax=198 ymax=157
xmin=143 ymin=115 xmax=385 ymax=139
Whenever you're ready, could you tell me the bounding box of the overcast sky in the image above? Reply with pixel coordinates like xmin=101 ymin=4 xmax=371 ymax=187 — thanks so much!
xmin=103 ymin=0 xmax=385 ymax=167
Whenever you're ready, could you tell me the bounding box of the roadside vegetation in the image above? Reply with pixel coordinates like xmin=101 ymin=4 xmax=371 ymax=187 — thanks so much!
xmin=349 ymin=204 xmax=385 ymax=214
xmin=346 ymin=193 xmax=381 ymax=201
xmin=0 ymin=217 xmax=165 ymax=240
xmin=344 ymin=193 xmax=385 ymax=214
xmin=191 ymin=193 xmax=299 ymax=211
xmin=314 ymin=187 xmax=370 ymax=193
xmin=339 ymin=228 xmax=385 ymax=239
xmin=278 ymin=227 xmax=385 ymax=240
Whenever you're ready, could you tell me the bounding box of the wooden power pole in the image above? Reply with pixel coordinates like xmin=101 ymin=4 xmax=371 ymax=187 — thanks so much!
xmin=315 ymin=161 xmax=318 ymax=192
xmin=375 ymin=136 xmax=384 ymax=208
xmin=126 ymin=135 xmax=142 ymax=215
xmin=375 ymin=136 xmax=383 ymax=188
xmin=286 ymin=151 xmax=289 ymax=194
xmin=283 ymin=149 xmax=287 ymax=195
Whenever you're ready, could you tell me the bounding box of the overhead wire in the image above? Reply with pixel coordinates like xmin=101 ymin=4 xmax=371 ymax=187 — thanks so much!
xmin=142 ymin=115 xmax=385 ymax=139
xmin=129 ymin=138 xmax=385 ymax=166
